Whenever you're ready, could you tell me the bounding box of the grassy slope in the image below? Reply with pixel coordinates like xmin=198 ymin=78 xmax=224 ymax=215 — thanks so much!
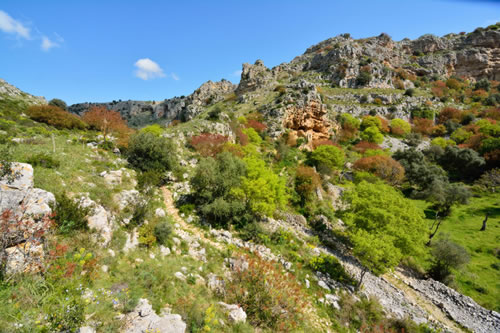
xmin=416 ymin=194 xmax=500 ymax=311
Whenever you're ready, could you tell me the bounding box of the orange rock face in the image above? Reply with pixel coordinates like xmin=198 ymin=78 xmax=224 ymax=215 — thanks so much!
xmin=284 ymin=99 xmax=333 ymax=149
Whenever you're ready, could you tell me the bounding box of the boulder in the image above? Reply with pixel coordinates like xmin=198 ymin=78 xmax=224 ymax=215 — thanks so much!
xmin=123 ymin=298 xmax=186 ymax=333
xmin=218 ymin=302 xmax=247 ymax=324
xmin=78 ymin=196 xmax=113 ymax=245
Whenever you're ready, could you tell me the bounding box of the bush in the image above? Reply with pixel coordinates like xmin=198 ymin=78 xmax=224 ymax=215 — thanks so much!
xmin=360 ymin=126 xmax=384 ymax=143
xmin=474 ymin=78 xmax=491 ymax=91
xmin=127 ymin=132 xmax=178 ymax=172
xmin=431 ymin=137 xmax=456 ymax=149
xmin=189 ymin=133 xmax=229 ymax=157
xmin=356 ymin=71 xmax=372 ymax=86
xmin=437 ymin=145 xmax=485 ymax=181
xmin=309 ymin=254 xmax=355 ymax=286
xmin=154 ymin=220 xmax=172 ymax=245
xmin=360 ymin=116 xmax=382 ymax=131
xmin=353 ymin=141 xmax=381 ymax=153
xmin=26 ymin=105 xmax=87 ymax=130
xmin=140 ymin=124 xmax=163 ymax=136
xmin=26 ymin=152 xmax=60 ymax=169
xmin=353 ymin=155 xmax=405 ymax=185
xmin=390 ymin=118 xmax=411 ymax=136
xmin=242 ymin=127 xmax=262 ymax=145
xmin=225 ymin=255 xmax=308 ymax=330
xmin=411 ymin=107 xmax=434 ymax=120
xmin=429 ymin=238 xmax=470 ymax=284
xmin=404 ymin=88 xmax=415 ymax=97
xmin=48 ymin=98 xmax=67 ymax=110
xmin=295 ymin=165 xmax=321 ymax=204
xmin=310 ymin=145 xmax=345 ymax=171
xmin=52 ymin=193 xmax=90 ymax=234
xmin=438 ymin=107 xmax=462 ymax=124
xmin=412 ymin=117 xmax=434 ymax=136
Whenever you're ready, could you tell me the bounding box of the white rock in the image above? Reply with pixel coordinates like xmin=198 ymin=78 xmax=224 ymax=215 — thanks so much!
xmin=123 ymin=298 xmax=186 ymax=333
xmin=218 ymin=302 xmax=247 ymax=323
xmin=123 ymin=229 xmax=139 ymax=253
xmin=155 ymin=208 xmax=166 ymax=217
xmin=160 ymin=245 xmax=171 ymax=257
xmin=108 ymin=249 xmax=116 ymax=257
xmin=318 ymin=280 xmax=331 ymax=291
xmin=175 ymin=272 xmax=186 ymax=281
xmin=101 ymin=265 xmax=109 ymax=273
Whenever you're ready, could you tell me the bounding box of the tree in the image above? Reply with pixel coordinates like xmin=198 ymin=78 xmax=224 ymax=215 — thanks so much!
xmin=233 ymin=156 xmax=288 ymax=217
xmin=127 ymin=132 xmax=178 ymax=172
xmin=294 ymin=166 xmax=321 ymax=204
xmin=310 ymin=145 xmax=345 ymax=171
xmin=82 ymin=106 xmax=128 ymax=143
xmin=353 ymin=155 xmax=405 ymax=185
xmin=48 ymin=98 xmax=68 ymax=110
xmin=390 ymin=118 xmax=411 ymax=137
xmin=360 ymin=126 xmax=384 ymax=144
xmin=360 ymin=116 xmax=382 ymax=131
xmin=351 ymin=230 xmax=401 ymax=287
xmin=343 ymin=181 xmax=426 ymax=284
xmin=429 ymin=238 xmax=470 ymax=284
xmin=190 ymin=152 xmax=248 ymax=227
xmin=437 ymin=146 xmax=485 ymax=181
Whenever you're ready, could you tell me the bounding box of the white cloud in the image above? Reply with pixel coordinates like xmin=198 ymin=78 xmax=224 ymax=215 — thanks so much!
xmin=171 ymin=72 xmax=179 ymax=81
xmin=232 ymin=70 xmax=242 ymax=77
xmin=134 ymin=58 xmax=165 ymax=80
xmin=41 ymin=36 xmax=59 ymax=51
xmin=0 ymin=10 xmax=30 ymax=39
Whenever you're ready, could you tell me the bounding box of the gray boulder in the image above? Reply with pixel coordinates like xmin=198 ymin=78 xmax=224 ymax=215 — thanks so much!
xmin=123 ymin=298 xmax=186 ymax=333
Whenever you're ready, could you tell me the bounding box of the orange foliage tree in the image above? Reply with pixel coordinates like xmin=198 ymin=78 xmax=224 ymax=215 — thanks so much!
xmin=189 ymin=133 xmax=229 ymax=157
xmin=353 ymin=155 xmax=405 ymax=185
xmin=82 ymin=106 xmax=129 ymax=143
xmin=412 ymin=117 xmax=434 ymax=136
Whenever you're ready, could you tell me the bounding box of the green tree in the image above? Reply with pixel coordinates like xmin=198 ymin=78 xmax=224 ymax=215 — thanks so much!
xmin=390 ymin=118 xmax=411 ymax=137
xmin=343 ymin=181 xmax=426 ymax=284
xmin=233 ymin=156 xmax=288 ymax=217
xmin=48 ymin=98 xmax=67 ymax=110
xmin=360 ymin=126 xmax=384 ymax=144
xmin=429 ymin=238 xmax=470 ymax=284
xmin=140 ymin=124 xmax=163 ymax=136
xmin=127 ymin=132 xmax=178 ymax=172
xmin=310 ymin=145 xmax=345 ymax=171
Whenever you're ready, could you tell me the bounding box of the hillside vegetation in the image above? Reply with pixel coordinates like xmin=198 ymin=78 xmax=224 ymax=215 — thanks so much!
xmin=0 ymin=24 xmax=499 ymax=333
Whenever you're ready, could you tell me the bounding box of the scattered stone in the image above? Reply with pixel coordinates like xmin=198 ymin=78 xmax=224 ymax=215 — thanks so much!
xmin=318 ymin=280 xmax=331 ymax=291
xmin=122 ymin=298 xmax=186 ymax=333
xmin=175 ymin=272 xmax=186 ymax=281
xmin=160 ymin=245 xmax=171 ymax=257
xmin=123 ymin=229 xmax=139 ymax=253
xmin=155 ymin=208 xmax=166 ymax=217
xmin=218 ymin=302 xmax=247 ymax=324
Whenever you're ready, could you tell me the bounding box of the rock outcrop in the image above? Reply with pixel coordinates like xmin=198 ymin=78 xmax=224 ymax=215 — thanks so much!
xmin=0 ymin=163 xmax=55 ymax=274
xmin=122 ymin=298 xmax=186 ymax=333
xmin=0 ymin=79 xmax=47 ymax=105
xmin=68 ymin=80 xmax=235 ymax=126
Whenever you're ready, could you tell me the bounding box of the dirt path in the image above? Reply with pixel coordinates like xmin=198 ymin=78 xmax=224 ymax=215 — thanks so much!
xmin=386 ymin=271 xmax=466 ymax=333
xmin=161 ymin=186 xmax=223 ymax=250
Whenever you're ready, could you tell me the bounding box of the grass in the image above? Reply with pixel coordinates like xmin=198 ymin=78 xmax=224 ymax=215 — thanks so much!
xmin=414 ymin=193 xmax=500 ymax=311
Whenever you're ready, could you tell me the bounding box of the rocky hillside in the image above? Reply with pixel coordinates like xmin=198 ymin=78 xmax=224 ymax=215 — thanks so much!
xmin=68 ymin=25 xmax=499 ymax=127
xmin=0 ymin=79 xmax=47 ymax=105
xmin=1 ymin=23 xmax=499 ymax=333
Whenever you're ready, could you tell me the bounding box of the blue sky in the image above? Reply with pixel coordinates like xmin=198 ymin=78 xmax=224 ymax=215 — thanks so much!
xmin=0 ymin=1 xmax=499 ymax=105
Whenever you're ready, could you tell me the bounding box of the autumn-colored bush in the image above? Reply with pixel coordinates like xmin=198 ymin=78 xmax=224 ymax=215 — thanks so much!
xmin=438 ymin=107 xmax=463 ymax=124
xmin=312 ymin=139 xmax=339 ymax=149
xmin=431 ymin=80 xmax=449 ymax=98
xmin=472 ymin=89 xmax=488 ymax=101
xmin=482 ymin=107 xmax=500 ymax=120
xmin=295 ymin=165 xmax=321 ymax=203
xmin=377 ymin=116 xmax=390 ymax=133
xmin=236 ymin=128 xmax=249 ymax=146
xmin=353 ymin=155 xmax=405 ymax=185
xmin=412 ymin=117 xmax=434 ymax=136
xmin=245 ymin=119 xmax=267 ymax=133
xmin=189 ymin=133 xmax=229 ymax=157
xmin=82 ymin=106 xmax=130 ymax=143
xmin=225 ymin=254 xmax=308 ymax=331
xmin=393 ymin=77 xmax=405 ymax=90
xmin=353 ymin=141 xmax=381 ymax=154
xmin=446 ymin=78 xmax=463 ymax=90
xmin=26 ymin=105 xmax=87 ymax=130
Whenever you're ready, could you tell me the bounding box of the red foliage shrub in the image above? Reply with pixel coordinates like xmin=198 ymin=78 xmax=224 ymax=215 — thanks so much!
xmin=377 ymin=116 xmax=390 ymax=133
xmin=236 ymin=128 xmax=249 ymax=146
xmin=353 ymin=141 xmax=381 ymax=153
xmin=27 ymin=105 xmax=87 ymax=130
xmin=353 ymin=155 xmax=405 ymax=185
xmin=462 ymin=134 xmax=487 ymax=151
xmin=312 ymin=139 xmax=340 ymax=149
xmin=245 ymin=119 xmax=267 ymax=133
xmin=431 ymin=80 xmax=448 ymax=98
xmin=412 ymin=117 xmax=434 ymax=136
xmin=225 ymin=254 xmax=308 ymax=330
xmin=295 ymin=166 xmax=321 ymax=202
xmin=482 ymin=107 xmax=500 ymax=120
xmin=82 ymin=106 xmax=130 ymax=144
xmin=438 ymin=107 xmax=463 ymax=124
xmin=189 ymin=133 xmax=229 ymax=157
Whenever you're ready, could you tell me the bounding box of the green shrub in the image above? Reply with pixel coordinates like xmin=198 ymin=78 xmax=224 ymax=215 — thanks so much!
xmin=360 ymin=126 xmax=384 ymax=144
xmin=26 ymin=152 xmax=60 ymax=169
xmin=390 ymin=118 xmax=411 ymax=136
xmin=404 ymin=88 xmax=415 ymax=97
xmin=129 ymin=200 xmax=149 ymax=228
xmin=140 ymin=124 xmax=163 ymax=136
xmin=138 ymin=222 xmax=156 ymax=247
xmin=178 ymin=203 xmax=195 ymax=216
xmin=127 ymin=132 xmax=178 ymax=172
xmin=47 ymin=299 xmax=85 ymax=332
xmin=309 ymin=254 xmax=355 ymax=286
xmin=52 ymin=193 xmax=90 ymax=234
xmin=154 ymin=220 xmax=172 ymax=245
xmin=48 ymin=98 xmax=67 ymax=110
xmin=310 ymin=145 xmax=345 ymax=171
xmin=242 ymin=127 xmax=262 ymax=145
xmin=411 ymin=107 xmax=434 ymax=120
xmin=429 ymin=238 xmax=470 ymax=284
xmin=356 ymin=71 xmax=372 ymax=86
